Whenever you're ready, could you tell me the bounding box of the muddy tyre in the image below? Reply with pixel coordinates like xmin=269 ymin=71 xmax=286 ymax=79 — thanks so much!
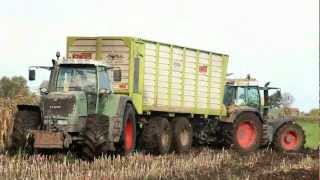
xmin=10 ymin=110 xmax=41 ymax=151
xmin=273 ymin=122 xmax=305 ymax=153
xmin=141 ymin=117 xmax=172 ymax=155
xmin=233 ymin=113 xmax=262 ymax=153
xmin=117 ymin=104 xmax=136 ymax=155
xmin=81 ymin=114 xmax=110 ymax=161
xmin=171 ymin=117 xmax=193 ymax=153
xmin=218 ymin=122 xmax=233 ymax=148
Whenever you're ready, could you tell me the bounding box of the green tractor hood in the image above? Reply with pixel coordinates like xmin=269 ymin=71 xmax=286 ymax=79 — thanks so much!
xmin=41 ymin=91 xmax=88 ymax=132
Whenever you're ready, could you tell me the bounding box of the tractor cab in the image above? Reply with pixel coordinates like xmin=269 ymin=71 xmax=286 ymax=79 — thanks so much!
xmin=224 ymin=78 xmax=262 ymax=111
xmin=28 ymin=59 xmax=122 ymax=132
xmin=224 ymin=77 xmax=281 ymax=119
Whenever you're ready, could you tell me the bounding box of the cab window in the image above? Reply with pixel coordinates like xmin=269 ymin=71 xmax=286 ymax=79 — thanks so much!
xmin=235 ymin=87 xmax=246 ymax=105
xmin=98 ymin=67 xmax=112 ymax=90
xmin=247 ymin=87 xmax=260 ymax=108
xmin=56 ymin=66 xmax=97 ymax=92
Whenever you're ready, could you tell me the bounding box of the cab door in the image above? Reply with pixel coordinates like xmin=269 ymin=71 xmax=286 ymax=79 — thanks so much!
xmin=246 ymin=86 xmax=261 ymax=109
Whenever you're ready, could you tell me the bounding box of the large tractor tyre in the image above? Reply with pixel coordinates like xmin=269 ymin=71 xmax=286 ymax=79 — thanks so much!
xmin=10 ymin=110 xmax=41 ymax=152
xmin=171 ymin=117 xmax=193 ymax=153
xmin=81 ymin=114 xmax=109 ymax=161
xmin=117 ymin=104 xmax=136 ymax=155
xmin=217 ymin=122 xmax=233 ymax=148
xmin=273 ymin=122 xmax=305 ymax=153
xmin=233 ymin=113 xmax=262 ymax=153
xmin=141 ymin=117 xmax=172 ymax=155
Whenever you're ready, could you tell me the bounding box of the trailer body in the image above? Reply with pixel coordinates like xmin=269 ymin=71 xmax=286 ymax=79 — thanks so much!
xmin=67 ymin=37 xmax=229 ymax=117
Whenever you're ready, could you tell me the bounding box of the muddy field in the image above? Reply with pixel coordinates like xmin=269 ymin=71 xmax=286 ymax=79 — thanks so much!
xmin=0 ymin=99 xmax=319 ymax=179
xmin=0 ymin=148 xmax=318 ymax=180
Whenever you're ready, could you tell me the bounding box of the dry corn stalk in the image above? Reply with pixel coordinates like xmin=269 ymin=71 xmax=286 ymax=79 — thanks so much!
xmin=0 ymin=98 xmax=17 ymax=152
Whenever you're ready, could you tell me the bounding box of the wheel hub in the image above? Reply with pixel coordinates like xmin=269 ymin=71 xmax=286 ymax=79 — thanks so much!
xmin=236 ymin=121 xmax=257 ymax=149
xmin=180 ymin=129 xmax=189 ymax=146
xmin=161 ymin=132 xmax=169 ymax=147
xmin=281 ymin=131 xmax=298 ymax=150
xmin=124 ymin=118 xmax=134 ymax=152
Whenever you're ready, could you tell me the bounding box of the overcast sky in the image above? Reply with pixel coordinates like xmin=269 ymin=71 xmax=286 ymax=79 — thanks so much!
xmin=0 ymin=0 xmax=318 ymax=112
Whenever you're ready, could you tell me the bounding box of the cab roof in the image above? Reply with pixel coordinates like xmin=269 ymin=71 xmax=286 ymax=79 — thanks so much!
xmin=58 ymin=59 xmax=110 ymax=68
xmin=226 ymin=78 xmax=259 ymax=86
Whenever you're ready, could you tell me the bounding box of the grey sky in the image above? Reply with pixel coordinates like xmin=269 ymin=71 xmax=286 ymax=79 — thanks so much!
xmin=0 ymin=0 xmax=318 ymax=112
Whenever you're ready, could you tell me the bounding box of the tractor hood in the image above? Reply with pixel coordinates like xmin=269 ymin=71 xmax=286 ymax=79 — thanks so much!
xmin=41 ymin=91 xmax=88 ymax=132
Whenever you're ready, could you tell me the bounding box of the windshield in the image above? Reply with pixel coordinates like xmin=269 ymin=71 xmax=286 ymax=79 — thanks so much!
xmin=56 ymin=67 xmax=97 ymax=92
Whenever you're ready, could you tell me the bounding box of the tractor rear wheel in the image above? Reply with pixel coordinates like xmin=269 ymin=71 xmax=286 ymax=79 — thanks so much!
xmin=273 ymin=122 xmax=305 ymax=152
xmin=233 ymin=113 xmax=262 ymax=153
xmin=10 ymin=110 xmax=41 ymax=152
xmin=171 ymin=117 xmax=193 ymax=153
xmin=141 ymin=117 xmax=172 ymax=155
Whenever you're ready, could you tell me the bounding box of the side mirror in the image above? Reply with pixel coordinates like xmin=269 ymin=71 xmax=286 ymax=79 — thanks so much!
xmin=40 ymin=87 xmax=48 ymax=95
xmin=264 ymin=82 xmax=270 ymax=87
xmin=99 ymin=88 xmax=112 ymax=96
xmin=113 ymin=69 xmax=121 ymax=82
xmin=29 ymin=69 xmax=36 ymax=81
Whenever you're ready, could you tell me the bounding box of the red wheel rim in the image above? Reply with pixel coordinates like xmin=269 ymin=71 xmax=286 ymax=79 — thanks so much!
xmin=124 ymin=118 xmax=134 ymax=152
xmin=280 ymin=131 xmax=298 ymax=151
xmin=236 ymin=121 xmax=257 ymax=149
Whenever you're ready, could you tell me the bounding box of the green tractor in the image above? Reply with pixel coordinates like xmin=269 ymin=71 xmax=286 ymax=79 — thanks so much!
xmin=10 ymin=58 xmax=137 ymax=160
xmin=217 ymin=77 xmax=305 ymax=152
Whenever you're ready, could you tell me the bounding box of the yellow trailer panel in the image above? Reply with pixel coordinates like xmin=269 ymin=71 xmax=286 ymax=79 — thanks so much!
xmin=67 ymin=36 xmax=228 ymax=117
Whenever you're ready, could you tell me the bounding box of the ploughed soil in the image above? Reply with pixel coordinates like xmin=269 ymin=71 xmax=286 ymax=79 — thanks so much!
xmin=169 ymin=148 xmax=319 ymax=180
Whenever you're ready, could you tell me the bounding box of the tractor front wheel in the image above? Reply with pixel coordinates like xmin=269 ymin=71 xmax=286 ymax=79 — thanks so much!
xmin=81 ymin=114 xmax=110 ymax=161
xmin=273 ymin=122 xmax=305 ymax=152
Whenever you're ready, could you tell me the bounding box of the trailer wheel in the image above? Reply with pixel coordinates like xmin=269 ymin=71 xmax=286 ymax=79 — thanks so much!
xmin=233 ymin=113 xmax=262 ymax=153
xmin=141 ymin=117 xmax=172 ymax=155
xmin=118 ymin=104 xmax=136 ymax=155
xmin=171 ymin=117 xmax=193 ymax=153
xmin=10 ymin=110 xmax=41 ymax=152
xmin=273 ymin=122 xmax=305 ymax=152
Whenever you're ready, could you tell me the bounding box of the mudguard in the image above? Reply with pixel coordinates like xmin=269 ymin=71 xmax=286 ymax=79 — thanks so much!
xmin=268 ymin=118 xmax=293 ymax=142
xmin=222 ymin=106 xmax=264 ymax=123
xmin=98 ymin=94 xmax=133 ymax=142
xmin=17 ymin=105 xmax=42 ymax=125
xmin=17 ymin=104 xmax=41 ymax=113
